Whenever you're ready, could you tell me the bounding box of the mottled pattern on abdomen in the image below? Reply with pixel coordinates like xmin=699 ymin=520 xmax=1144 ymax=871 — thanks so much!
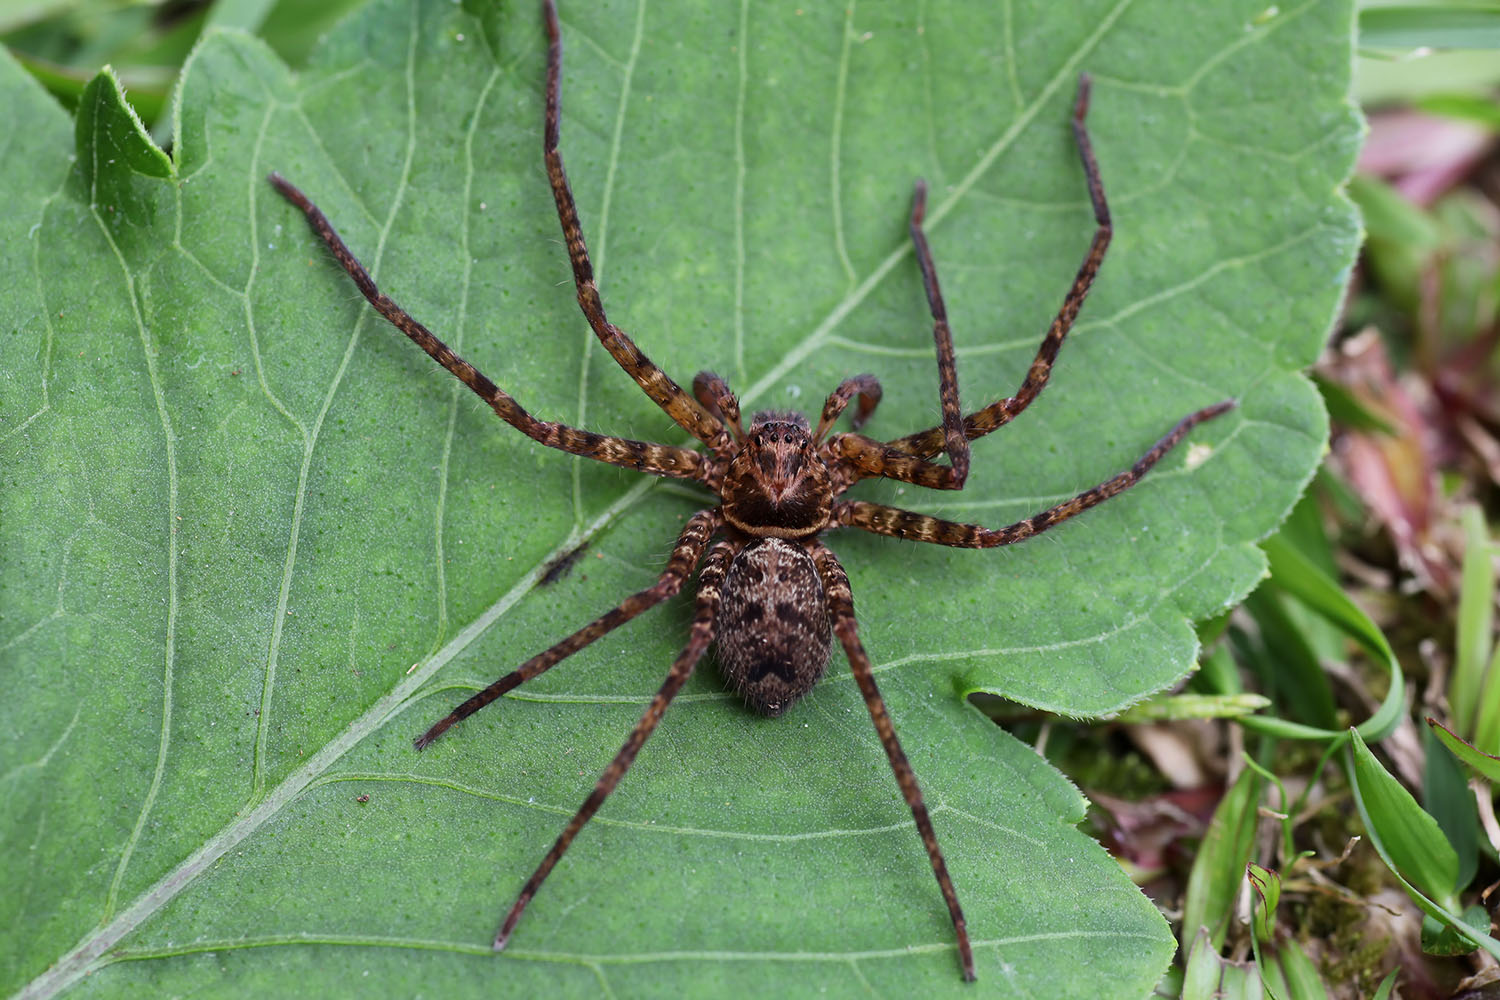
xmin=715 ymin=538 xmax=831 ymax=716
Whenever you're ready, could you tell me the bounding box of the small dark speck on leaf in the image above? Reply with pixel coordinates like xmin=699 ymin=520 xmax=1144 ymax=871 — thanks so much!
xmin=540 ymin=541 xmax=590 ymax=586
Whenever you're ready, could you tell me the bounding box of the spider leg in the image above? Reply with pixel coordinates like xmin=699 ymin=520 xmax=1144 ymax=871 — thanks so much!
xmin=828 ymin=432 xmax=973 ymax=492
xmin=413 ymin=509 xmax=723 ymax=750
xmin=807 ymin=539 xmax=975 ymax=981
xmin=814 ymin=375 xmax=883 ymax=443
xmin=495 ymin=536 xmax=738 ymax=950
xmin=904 ymin=178 xmax=969 ymax=483
xmin=835 ymin=401 xmax=1234 ymax=548
xmin=542 ymin=0 xmax=728 ymax=453
xmin=882 ymin=73 xmax=1112 ymax=462
xmin=269 ymin=173 xmax=706 ymax=482
xmin=692 ymin=371 xmax=745 ymax=444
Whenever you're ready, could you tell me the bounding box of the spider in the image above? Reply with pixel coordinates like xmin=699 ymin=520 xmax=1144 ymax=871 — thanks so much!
xmin=269 ymin=0 xmax=1232 ymax=982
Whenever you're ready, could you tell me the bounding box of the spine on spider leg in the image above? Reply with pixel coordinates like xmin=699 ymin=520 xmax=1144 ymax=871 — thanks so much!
xmin=830 ymin=434 xmax=973 ymax=491
xmin=816 ymin=376 xmax=883 ymax=442
xmin=989 ymin=73 xmax=1114 ymax=433
xmin=693 ymin=371 xmax=746 ymax=442
xmin=997 ymin=399 xmax=1233 ymax=540
xmin=541 ymin=0 xmax=601 ymax=306
xmin=970 ymin=106 xmax=1113 ymax=441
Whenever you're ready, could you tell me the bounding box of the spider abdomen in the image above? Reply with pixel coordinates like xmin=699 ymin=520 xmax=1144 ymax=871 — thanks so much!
xmin=715 ymin=537 xmax=831 ymax=716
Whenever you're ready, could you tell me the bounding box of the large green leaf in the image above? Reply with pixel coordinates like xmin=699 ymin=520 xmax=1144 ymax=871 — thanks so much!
xmin=2 ymin=0 xmax=1358 ymax=995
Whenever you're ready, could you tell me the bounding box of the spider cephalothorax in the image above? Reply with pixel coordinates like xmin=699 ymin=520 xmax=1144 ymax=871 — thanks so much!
xmin=270 ymin=0 xmax=1232 ymax=981
xmin=721 ymin=410 xmax=833 ymax=537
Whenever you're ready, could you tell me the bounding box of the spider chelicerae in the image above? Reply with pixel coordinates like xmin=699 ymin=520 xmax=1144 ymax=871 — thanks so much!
xmin=270 ymin=0 xmax=1232 ymax=982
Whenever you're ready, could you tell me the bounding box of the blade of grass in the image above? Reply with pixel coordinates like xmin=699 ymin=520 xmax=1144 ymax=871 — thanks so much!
xmin=1194 ymin=643 xmax=1244 ymax=697
xmin=1422 ymin=905 xmax=1494 ymax=955
xmin=1453 ymin=504 xmax=1495 ymax=737
xmin=1349 ymin=729 xmax=1459 ymax=905
xmin=1243 ymin=589 xmax=1340 ymax=730
xmin=1347 ymin=797 xmax=1498 ymax=959
xmin=1182 ymin=928 xmax=1268 ymax=1000
xmin=1429 ymin=717 xmax=1500 ymax=783
xmin=1359 ymin=5 xmax=1500 ymax=50
xmin=1181 ymin=929 xmax=1222 ymax=1000
xmin=1263 ymin=938 xmax=1333 ymax=1000
xmin=1116 ymin=693 xmax=1271 ymax=723
xmin=1241 ymin=756 xmax=1297 ymax=860
xmin=1424 ymin=723 xmax=1480 ymax=888
xmin=1417 ymin=92 xmax=1500 ymax=129
xmin=1260 ymin=535 xmax=1406 ymax=741
xmin=1183 ymin=767 xmax=1262 ymax=950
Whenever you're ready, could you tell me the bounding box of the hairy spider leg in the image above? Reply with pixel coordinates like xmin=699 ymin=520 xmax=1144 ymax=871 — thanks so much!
xmin=541 ymin=0 xmax=730 ymax=457
xmin=809 ymin=539 xmax=976 ymax=981
xmin=494 ymin=537 xmax=739 ymax=950
xmin=908 ymin=177 xmax=969 ymax=486
xmin=853 ymin=73 xmax=1115 ymax=473
xmin=692 ymin=371 xmax=746 ymax=444
xmin=268 ymin=173 xmax=708 ymax=483
xmin=835 ymin=401 xmax=1235 ymax=547
xmin=814 ymin=375 xmax=883 ymax=443
xmin=413 ymin=509 xmax=723 ymax=750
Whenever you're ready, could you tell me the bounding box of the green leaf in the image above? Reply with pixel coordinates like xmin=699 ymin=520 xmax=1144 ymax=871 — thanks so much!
xmin=1348 ymin=730 xmax=1460 ymax=907
xmin=1430 ymin=716 xmax=1500 ymax=783
xmin=1348 ymin=729 xmax=1500 ymax=961
xmin=1247 ymin=862 xmax=1281 ymax=944
xmin=1455 ymin=504 xmax=1499 ymax=746
xmin=1252 ymin=535 xmax=1406 ymax=741
xmin=1260 ymin=937 xmax=1331 ymax=1000
xmin=3 ymin=0 xmax=1359 ymax=995
xmin=1183 ymin=767 xmax=1263 ymax=950
xmin=1423 ymin=722 xmax=1479 ymax=890
xmin=1359 ymin=4 xmax=1500 ymax=50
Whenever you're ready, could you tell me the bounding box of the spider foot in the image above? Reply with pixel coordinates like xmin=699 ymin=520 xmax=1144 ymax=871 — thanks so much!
xmin=493 ymin=900 xmax=525 ymax=952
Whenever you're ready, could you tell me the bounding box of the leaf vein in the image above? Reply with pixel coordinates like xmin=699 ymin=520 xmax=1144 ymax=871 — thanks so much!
xmin=829 ymin=1 xmax=857 ymax=289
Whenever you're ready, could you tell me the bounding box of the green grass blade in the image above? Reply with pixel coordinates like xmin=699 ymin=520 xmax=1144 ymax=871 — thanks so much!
xmin=1262 ymin=535 xmax=1406 ymax=741
xmin=1453 ymin=505 xmax=1496 ymax=737
xmin=1348 ymin=731 xmax=1459 ymax=908
xmin=1182 ymin=767 xmax=1261 ymax=950
xmin=1429 ymin=717 xmax=1500 ymax=783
